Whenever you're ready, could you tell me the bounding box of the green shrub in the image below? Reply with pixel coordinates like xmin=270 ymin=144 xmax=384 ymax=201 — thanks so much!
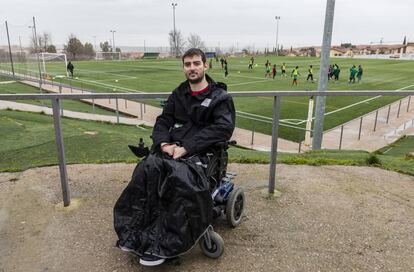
xmin=366 ymin=154 xmax=381 ymax=165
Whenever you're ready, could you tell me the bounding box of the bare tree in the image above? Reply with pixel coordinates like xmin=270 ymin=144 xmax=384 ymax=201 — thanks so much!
xmin=168 ymin=30 xmax=185 ymax=57
xmin=186 ymin=33 xmax=206 ymax=50
xmin=41 ymin=32 xmax=51 ymax=52
xmin=30 ymin=32 xmax=56 ymax=53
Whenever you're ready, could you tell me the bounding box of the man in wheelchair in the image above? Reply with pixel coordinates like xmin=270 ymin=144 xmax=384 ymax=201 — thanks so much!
xmin=114 ymin=48 xmax=238 ymax=266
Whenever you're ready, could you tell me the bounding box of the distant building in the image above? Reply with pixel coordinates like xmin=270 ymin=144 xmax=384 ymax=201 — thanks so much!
xmin=405 ymin=43 xmax=414 ymax=53
xmin=329 ymin=47 xmax=347 ymax=57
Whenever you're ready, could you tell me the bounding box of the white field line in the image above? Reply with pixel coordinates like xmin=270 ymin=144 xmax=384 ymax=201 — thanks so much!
xmin=73 ymin=78 xmax=144 ymax=93
xmin=237 ymin=110 xmax=305 ymax=126
xmin=80 ymin=62 xmax=180 ymax=72
xmin=281 ymin=119 xmax=308 ymax=125
xmin=237 ymin=110 xmax=273 ymax=121
xmin=236 ymin=113 xmax=306 ymax=130
xmin=96 ymin=78 xmax=137 ymax=83
xmin=228 ymin=79 xmax=270 ymax=87
xmin=210 ymin=71 xmax=269 ymax=80
xmin=75 ymin=68 xmax=137 ymax=79
xmin=293 ymin=83 xmax=414 ymax=125
xmin=0 ymin=81 xmax=16 ymax=84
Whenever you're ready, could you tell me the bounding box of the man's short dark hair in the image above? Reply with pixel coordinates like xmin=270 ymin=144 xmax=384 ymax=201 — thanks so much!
xmin=182 ymin=48 xmax=206 ymax=64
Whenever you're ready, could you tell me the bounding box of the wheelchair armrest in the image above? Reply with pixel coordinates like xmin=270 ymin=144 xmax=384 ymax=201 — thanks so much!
xmin=212 ymin=140 xmax=237 ymax=150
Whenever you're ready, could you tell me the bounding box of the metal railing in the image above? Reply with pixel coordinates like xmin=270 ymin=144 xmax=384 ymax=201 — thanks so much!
xmin=1 ymin=90 xmax=414 ymax=206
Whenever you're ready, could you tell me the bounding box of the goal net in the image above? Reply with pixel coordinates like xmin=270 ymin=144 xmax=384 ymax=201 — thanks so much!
xmin=95 ymin=52 xmax=121 ymax=61
xmin=36 ymin=53 xmax=68 ymax=78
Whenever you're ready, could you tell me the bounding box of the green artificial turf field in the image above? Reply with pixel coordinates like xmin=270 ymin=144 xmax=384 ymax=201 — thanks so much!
xmin=1 ymin=56 xmax=413 ymax=142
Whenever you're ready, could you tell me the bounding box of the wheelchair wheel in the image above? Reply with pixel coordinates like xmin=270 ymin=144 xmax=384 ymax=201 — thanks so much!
xmin=199 ymin=230 xmax=224 ymax=259
xmin=226 ymin=187 xmax=245 ymax=227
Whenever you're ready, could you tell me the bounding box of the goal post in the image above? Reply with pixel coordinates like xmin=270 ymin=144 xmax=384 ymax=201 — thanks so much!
xmin=38 ymin=53 xmax=69 ymax=77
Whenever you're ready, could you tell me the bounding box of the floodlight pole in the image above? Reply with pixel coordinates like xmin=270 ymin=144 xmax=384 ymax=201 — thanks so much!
xmin=172 ymin=3 xmax=178 ymax=57
xmin=110 ymin=30 xmax=116 ymax=52
xmin=275 ymin=16 xmax=280 ymax=56
xmin=19 ymin=36 xmax=23 ymax=54
xmin=312 ymin=0 xmax=336 ymax=150
xmin=5 ymin=21 xmax=15 ymax=77
xmin=93 ymin=35 xmax=97 ymax=52
xmin=32 ymin=17 xmax=43 ymax=86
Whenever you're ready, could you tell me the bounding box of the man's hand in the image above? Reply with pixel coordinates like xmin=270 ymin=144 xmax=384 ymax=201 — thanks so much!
xmin=173 ymin=147 xmax=187 ymax=159
xmin=161 ymin=144 xmax=177 ymax=156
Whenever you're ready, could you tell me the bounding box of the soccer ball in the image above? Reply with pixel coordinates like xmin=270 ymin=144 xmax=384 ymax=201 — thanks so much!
xmin=115 ymin=79 xmax=118 ymax=82
xmin=238 ymin=71 xmax=241 ymax=73
xmin=255 ymin=64 xmax=258 ymax=67
xmin=75 ymin=77 xmax=78 ymax=79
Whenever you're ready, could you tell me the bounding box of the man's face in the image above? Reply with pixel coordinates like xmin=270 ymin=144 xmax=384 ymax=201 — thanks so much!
xmin=183 ymin=55 xmax=207 ymax=84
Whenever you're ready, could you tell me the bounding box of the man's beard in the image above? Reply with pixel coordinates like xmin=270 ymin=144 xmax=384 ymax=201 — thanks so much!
xmin=186 ymin=71 xmax=205 ymax=84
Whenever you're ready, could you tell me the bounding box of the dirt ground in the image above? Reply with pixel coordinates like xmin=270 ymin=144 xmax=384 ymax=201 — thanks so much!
xmin=0 ymin=163 xmax=413 ymax=272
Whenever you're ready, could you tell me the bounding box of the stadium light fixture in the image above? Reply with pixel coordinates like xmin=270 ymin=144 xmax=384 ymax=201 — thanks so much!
xmin=275 ymin=16 xmax=281 ymax=56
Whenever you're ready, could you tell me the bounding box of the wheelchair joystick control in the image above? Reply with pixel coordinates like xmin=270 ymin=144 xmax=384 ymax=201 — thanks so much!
xmin=128 ymin=138 xmax=150 ymax=158
xmin=138 ymin=138 xmax=145 ymax=147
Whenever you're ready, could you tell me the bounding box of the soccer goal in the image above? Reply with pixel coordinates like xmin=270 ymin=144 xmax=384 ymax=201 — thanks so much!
xmin=95 ymin=52 xmax=121 ymax=61
xmin=38 ymin=53 xmax=69 ymax=78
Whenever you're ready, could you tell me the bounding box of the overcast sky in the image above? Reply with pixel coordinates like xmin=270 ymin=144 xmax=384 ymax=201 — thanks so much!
xmin=1 ymin=0 xmax=413 ymax=50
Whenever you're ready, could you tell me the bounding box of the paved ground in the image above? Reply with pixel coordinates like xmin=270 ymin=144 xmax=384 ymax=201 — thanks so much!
xmin=1 ymin=163 xmax=413 ymax=272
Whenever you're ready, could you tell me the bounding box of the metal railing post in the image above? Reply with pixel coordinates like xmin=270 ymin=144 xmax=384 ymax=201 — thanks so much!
xmin=268 ymin=96 xmax=281 ymax=194
xmin=140 ymin=103 xmax=143 ymax=120
xmin=386 ymin=105 xmax=391 ymax=124
xmin=373 ymin=110 xmax=378 ymax=131
xmin=397 ymin=99 xmax=402 ymax=118
xmin=251 ymin=121 xmax=255 ymax=145
xmin=51 ymin=98 xmax=70 ymax=207
xmin=339 ymin=125 xmax=344 ymax=150
xmin=358 ymin=117 xmax=363 ymax=140
xmin=407 ymin=96 xmax=411 ymax=112
xmin=59 ymin=85 xmax=63 ymax=116
xmin=115 ymin=98 xmax=120 ymax=124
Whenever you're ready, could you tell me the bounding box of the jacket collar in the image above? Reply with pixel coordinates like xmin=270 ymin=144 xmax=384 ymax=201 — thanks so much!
xmin=177 ymin=74 xmax=227 ymax=99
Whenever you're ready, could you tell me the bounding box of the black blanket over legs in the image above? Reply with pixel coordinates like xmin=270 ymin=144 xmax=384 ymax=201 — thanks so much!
xmin=114 ymin=153 xmax=213 ymax=258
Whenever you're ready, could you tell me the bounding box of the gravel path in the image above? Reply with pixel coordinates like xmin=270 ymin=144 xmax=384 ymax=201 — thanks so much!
xmin=0 ymin=163 xmax=413 ymax=272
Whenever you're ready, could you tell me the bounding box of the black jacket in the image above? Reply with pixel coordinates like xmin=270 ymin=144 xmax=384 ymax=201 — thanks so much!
xmin=151 ymin=74 xmax=235 ymax=156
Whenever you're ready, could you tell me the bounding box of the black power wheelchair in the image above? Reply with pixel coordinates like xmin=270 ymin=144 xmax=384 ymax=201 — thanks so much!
xmin=128 ymin=138 xmax=245 ymax=259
